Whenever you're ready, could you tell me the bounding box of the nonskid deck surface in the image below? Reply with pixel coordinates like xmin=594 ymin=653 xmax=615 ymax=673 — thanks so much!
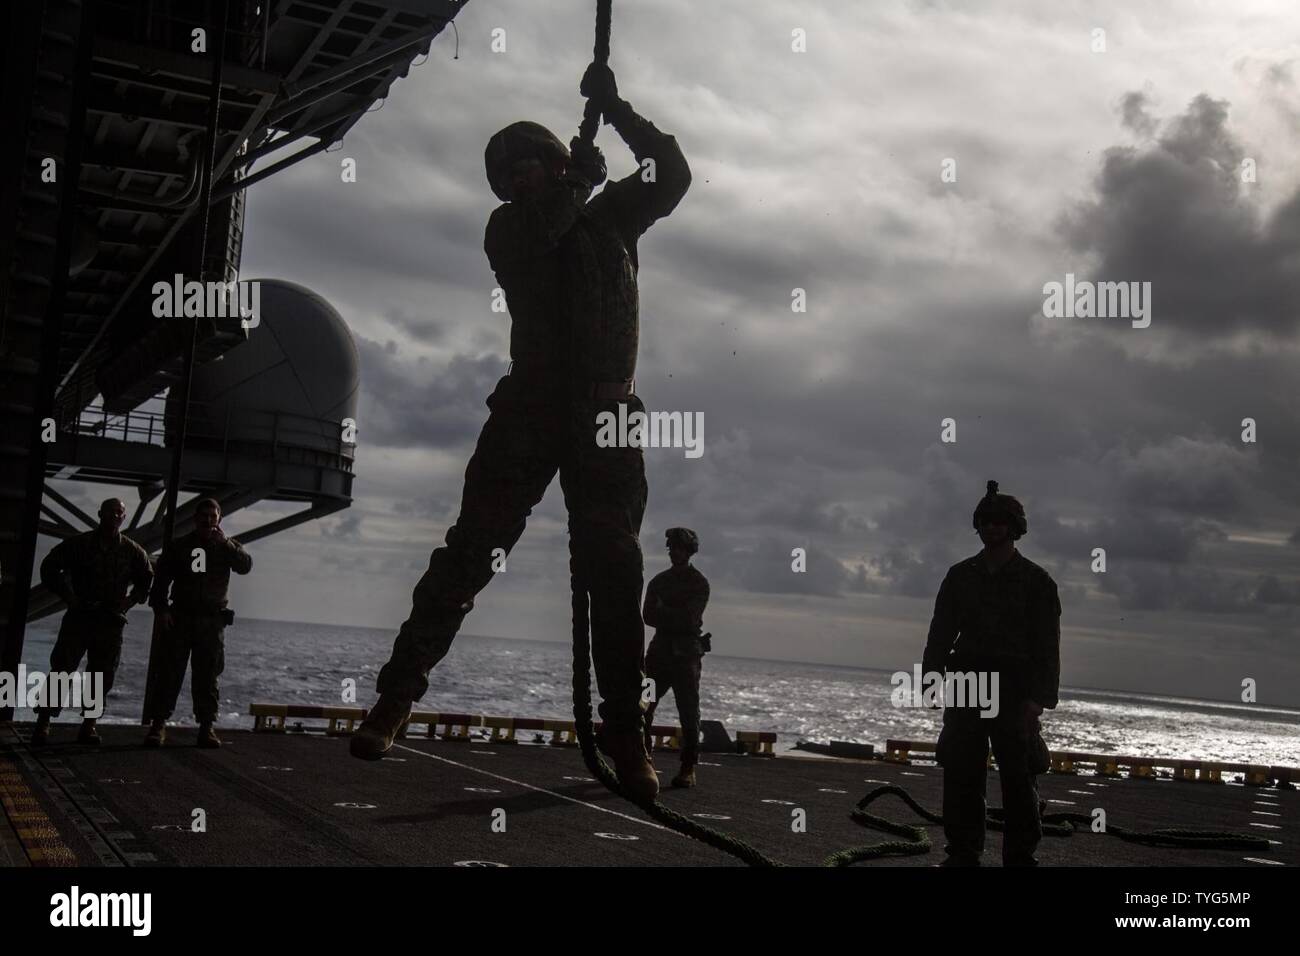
xmin=1 ymin=724 xmax=1293 ymax=867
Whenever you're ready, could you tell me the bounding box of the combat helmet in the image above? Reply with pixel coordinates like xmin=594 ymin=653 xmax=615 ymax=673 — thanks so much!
xmin=665 ymin=527 xmax=700 ymax=555
xmin=484 ymin=121 xmax=570 ymax=201
xmin=972 ymin=480 xmax=1027 ymax=539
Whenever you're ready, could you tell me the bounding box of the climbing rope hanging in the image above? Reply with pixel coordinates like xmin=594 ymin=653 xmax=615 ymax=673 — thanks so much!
xmin=563 ymin=0 xmax=783 ymax=868
xmin=576 ymin=0 xmax=612 ymax=148
xmin=561 ymin=0 xmax=1272 ymax=869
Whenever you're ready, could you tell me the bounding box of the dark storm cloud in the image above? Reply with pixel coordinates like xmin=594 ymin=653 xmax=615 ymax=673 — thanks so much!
xmin=1059 ymin=94 xmax=1300 ymax=344
xmin=1254 ymin=575 xmax=1300 ymax=606
xmin=1118 ymin=91 xmax=1157 ymax=138
xmin=1033 ymin=507 xmax=1224 ymax=565
xmin=727 ymin=537 xmax=858 ymax=597
xmin=393 ymin=495 xmax=459 ymax=522
xmin=1104 ymin=436 xmax=1254 ymax=519
xmin=1095 ymin=563 xmax=1256 ymax=614
xmin=248 ymin=174 xmax=488 ymax=293
xmin=355 ymin=335 xmax=504 ymax=449
xmin=321 ymin=514 xmax=363 ymax=540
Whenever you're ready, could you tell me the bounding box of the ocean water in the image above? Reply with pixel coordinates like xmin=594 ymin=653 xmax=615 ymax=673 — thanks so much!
xmin=16 ymin=615 xmax=1300 ymax=767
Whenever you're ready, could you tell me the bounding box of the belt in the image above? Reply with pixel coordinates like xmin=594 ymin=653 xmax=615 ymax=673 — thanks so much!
xmin=506 ymin=364 xmax=634 ymax=400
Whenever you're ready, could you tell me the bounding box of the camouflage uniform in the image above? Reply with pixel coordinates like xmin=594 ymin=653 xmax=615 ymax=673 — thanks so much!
xmin=641 ymin=563 xmax=710 ymax=766
xmin=37 ymin=530 xmax=152 ymax=717
xmin=923 ymin=549 xmax=1061 ymax=864
xmin=376 ymin=99 xmax=691 ymax=735
xmin=146 ymin=531 xmax=252 ymax=723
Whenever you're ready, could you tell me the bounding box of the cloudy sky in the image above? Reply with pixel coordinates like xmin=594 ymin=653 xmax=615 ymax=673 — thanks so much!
xmin=56 ymin=0 xmax=1300 ymax=706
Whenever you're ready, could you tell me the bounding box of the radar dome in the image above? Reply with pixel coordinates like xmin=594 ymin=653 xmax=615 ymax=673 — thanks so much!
xmin=169 ymin=279 xmax=359 ymax=456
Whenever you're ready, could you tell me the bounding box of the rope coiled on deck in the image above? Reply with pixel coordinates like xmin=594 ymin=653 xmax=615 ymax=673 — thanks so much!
xmin=821 ymin=784 xmax=1271 ymax=866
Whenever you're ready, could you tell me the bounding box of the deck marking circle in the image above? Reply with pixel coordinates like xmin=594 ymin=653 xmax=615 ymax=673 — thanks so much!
xmin=595 ymin=832 xmax=639 ymax=841
xmin=698 ymin=762 xmax=721 ymax=767
xmin=334 ymin=802 xmax=377 ymax=809
xmin=392 ymin=744 xmax=675 ymax=834
xmin=900 ymin=771 xmax=925 ymax=777
xmin=762 ymin=799 xmax=796 ymax=805
xmin=470 ymin=750 xmax=497 ymax=755
xmin=257 ymin=766 xmax=293 ymax=772
xmin=818 ymin=788 xmax=848 ymax=794
xmin=151 ymin=824 xmax=187 ymax=831
xmin=464 ymin=787 xmax=501 ymax=794
xmin=454 ymin=860 xmax=508 ymax=867
xmin=693 ymin=813 xmax=731 ymax=820
xmin=563 ymin=776 xmax=596 ymax=782
xmin=1243 ymin=857 xmax=1284 ymax=865
xmin=97 ymin=778 xmax=142 ymax=784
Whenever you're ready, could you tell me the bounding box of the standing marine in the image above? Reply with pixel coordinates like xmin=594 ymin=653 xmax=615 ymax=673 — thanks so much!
xmin=145 ymin=498 xmax=252 ymax=748
xmin=642 ymin=527 xmax=711 ymax=788
xmin=922 ymin=480 xmax=1061 ymax=866
xmin=32 ymin=498 xmax=153 ymax=745
xmin=350 ymin=64 xmax=691 ymax=805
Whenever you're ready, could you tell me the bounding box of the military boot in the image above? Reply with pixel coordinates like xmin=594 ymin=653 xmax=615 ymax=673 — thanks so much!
xmin=671 ymin=764 xmax=696 ymax=789
xmin=143 ymin=719 xmax=166 ymax=748
xmin=30 ymin=714 xmax=51 ymax=747
xmin=197 ymin=723 xmax=222 ymax=749
xmin=350 ymin=694 xmax=412 ymax=761
xmin=597 ymin=725 xmax=659 ymax=804
xmin=77 ymin=719 xmax=101 ymax=746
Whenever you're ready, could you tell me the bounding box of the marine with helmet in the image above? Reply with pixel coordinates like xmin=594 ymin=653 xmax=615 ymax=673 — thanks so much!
xmin=350 ymin=63 xmax=691 ymax=806
xmin=922 ymin=480 xmax=1062 ymax=866
xmin=642 ymin=527 xmax=711 ymax=788
xmin=31 ymin=497 xmax=153 ymax=746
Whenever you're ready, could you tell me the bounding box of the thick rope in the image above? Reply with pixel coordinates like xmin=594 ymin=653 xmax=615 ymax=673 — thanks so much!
xmin=576 ymin=0 xmax=612 ymax=147
xmin=564 ymin=0 xmax=781 ymax=868
xmin=569 ymin=551 xmax=783 ymax=866
xmin=821 ymin=783 xmax=1272 ymax=867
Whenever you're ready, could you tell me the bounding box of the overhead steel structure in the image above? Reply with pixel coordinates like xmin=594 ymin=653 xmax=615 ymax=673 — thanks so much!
xmin=0 ymin=0 xmax=469 ymax=715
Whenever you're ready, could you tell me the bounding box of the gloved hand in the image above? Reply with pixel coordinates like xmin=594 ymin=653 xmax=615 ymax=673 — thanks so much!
xmin=568 ymin=136 xmax=607 ymax=188
xmin=580 ymin=62 xmax=619 ymax=109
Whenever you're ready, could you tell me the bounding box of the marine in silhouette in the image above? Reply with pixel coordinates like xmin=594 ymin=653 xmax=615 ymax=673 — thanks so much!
xmin=32 ymin=498 xmax=152 ymax=745
xmin=642 ymin=527 xmax=711 ymax=788
xmin=145 ymin=498 xmax=252 ymax=749
xmin=923 ymin=480 xmax=1061 ymax=866
xmin=352 ymin=65 xmax=691 ymax=804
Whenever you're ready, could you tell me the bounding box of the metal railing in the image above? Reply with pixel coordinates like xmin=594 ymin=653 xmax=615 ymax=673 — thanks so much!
xmin=64 ymin=399 xmax=356 ymax=466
